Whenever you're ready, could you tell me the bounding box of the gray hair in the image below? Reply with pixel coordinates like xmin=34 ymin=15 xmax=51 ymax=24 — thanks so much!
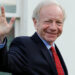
xmin=32 ymin=0 xmax=66 ymax=21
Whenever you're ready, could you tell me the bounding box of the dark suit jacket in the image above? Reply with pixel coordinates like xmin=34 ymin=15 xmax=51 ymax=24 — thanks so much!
xmin=0 ymin=32 xmax=68 ymax=75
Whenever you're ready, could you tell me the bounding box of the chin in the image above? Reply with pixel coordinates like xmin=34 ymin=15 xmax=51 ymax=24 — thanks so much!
xmin=46 ymin=38 xmax=56 ymax=43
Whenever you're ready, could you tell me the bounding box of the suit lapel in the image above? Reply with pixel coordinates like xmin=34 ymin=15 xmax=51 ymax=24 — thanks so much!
xmin=39 ymin=44 xmax=58 ymax=74
xmin=31 ymin=33 xmax=58 ymax=74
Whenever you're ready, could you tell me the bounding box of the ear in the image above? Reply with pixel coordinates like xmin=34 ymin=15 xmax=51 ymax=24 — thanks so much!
xmin=33 ymin=18 xmax=38 ymax=29
xmin=33 ymin=18 xmax=37 ymax=25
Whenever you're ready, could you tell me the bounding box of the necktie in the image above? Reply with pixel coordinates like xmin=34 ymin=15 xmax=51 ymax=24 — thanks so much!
xmin=50 ymin=46 xmax=64 ymax=75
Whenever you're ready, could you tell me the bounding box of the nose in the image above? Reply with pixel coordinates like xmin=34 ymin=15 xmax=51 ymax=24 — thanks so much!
xmin=49 ymin=22 xmax=57 ymax=31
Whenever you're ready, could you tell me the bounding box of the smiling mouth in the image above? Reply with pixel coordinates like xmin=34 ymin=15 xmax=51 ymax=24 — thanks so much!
xmin=46 ymin=32 xmax=57 ymax=37
xmin=46 ymin=31 xmax=57 ymax=35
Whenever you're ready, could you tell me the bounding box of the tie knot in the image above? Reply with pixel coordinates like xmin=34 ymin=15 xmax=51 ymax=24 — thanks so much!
xmin=50 ymin=46 xmax=55 ymax=52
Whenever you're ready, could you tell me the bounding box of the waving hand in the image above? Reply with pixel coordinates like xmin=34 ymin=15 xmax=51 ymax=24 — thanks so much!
xmin=0 ymin=6 xmax=15 ymax=42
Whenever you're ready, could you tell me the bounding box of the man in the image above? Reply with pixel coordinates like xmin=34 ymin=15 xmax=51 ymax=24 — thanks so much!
xmin=0 ymin=0 xmax=68 ymax=75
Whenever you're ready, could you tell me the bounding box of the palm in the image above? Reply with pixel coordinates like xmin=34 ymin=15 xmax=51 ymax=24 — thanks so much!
xmin=0 ymin=6 xmax=15 ymax=36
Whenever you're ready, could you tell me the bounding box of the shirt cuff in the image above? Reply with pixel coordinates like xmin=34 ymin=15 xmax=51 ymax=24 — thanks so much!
xmin=0 ymin=37 xmax=7 ymax=49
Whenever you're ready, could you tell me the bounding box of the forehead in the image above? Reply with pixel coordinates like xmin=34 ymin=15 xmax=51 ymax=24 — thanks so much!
xmin=39 ymin=4 xmax=64 ymax=20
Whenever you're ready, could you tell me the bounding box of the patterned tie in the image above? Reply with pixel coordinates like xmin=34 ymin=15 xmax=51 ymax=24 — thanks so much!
xmin=50 ymin=46 xmax=64 ymax=75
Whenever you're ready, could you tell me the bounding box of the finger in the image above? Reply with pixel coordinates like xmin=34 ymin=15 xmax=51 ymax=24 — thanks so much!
xmin=1 ymin=6 xmax=5 ymax=17
xmin=9 ymin=17 xmax=15 ymax=26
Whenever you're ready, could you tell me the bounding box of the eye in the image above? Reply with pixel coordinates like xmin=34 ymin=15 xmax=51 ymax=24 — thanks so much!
xmin=44 ymin=20 xmax=53 ymax=23
xmin=56 ymin=21 xmax=63 ymax=26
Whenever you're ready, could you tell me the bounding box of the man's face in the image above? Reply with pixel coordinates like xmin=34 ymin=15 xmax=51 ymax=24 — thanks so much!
xmin=33 ymin=5 xmax=64 ymax=45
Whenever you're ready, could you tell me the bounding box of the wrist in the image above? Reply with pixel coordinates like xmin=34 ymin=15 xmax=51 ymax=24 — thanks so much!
xmin=0 ymin=36 xmax=6 ymax=44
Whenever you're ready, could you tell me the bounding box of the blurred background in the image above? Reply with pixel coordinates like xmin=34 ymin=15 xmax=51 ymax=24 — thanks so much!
xmin=0 ymin=0 xmax=75 ymax=75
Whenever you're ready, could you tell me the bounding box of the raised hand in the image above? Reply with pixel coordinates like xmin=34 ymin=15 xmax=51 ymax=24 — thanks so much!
xmin=0 ymin=6 xmax=15 ymax=42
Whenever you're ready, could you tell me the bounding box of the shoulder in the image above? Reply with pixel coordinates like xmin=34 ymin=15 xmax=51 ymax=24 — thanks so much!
xmin=12 ymin=36 xmax=30 ymax=42
xmin=10 ymin=36 xmax=32 ymax=47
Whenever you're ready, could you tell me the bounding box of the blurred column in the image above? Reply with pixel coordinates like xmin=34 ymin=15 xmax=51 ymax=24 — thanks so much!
xmin=15 ymin=0 xmax=28 ymax=37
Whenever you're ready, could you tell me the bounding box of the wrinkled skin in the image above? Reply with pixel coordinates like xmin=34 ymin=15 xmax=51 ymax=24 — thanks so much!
xmin=33 ymin=4 xmax=64 ymax=45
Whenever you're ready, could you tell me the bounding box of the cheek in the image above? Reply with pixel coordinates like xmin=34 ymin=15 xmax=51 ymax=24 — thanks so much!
xmin=57 ymin=27 xmax=63 ymax=36
xmin=36 ymin=25 xmax=43 ymax=35
xmin=36 ymin=23 xmax=49 ymax=35
xmin=42 ymin=24 xmax=49 ymax=31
